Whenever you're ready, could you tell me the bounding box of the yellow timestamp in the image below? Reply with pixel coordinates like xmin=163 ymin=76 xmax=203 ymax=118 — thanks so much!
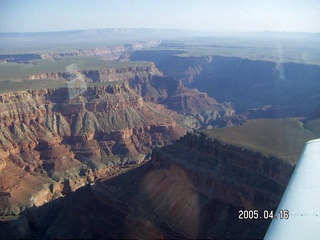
xmin=238 ymin=209 xmax=289 ymax=220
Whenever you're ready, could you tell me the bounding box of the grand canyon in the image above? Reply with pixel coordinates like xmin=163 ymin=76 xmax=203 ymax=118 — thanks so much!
xmin=0 ymin=29 xmax=319 ymax=239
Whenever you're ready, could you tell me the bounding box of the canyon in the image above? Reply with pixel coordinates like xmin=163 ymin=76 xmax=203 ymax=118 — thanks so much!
xmin=0 ymin=63 xmax=235 ymax=219
xmin=1 ymin=32 xmax=319 ymax=239
xmin=131 ymin=51 xmax=320 ymax=117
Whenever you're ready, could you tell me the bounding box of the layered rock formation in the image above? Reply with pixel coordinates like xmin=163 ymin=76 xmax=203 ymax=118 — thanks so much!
xmin=23 ymin=63 xmax=236 ymax=128
xmin=124 ymin=66 xmax=236 ymax=128
xmin=0 ymin=80 xmax=185 ymax=215
xmin=22 ymin=63 xmax=162 ymax=81
xmin=21 ymin=132 xmax=293 ymax=239
xmin=0 ymin=62 xmax=236 ymax=218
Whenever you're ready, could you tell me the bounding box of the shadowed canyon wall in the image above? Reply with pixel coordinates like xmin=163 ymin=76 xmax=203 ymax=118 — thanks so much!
xmin=11 ymin=133 xmax=294 ymax=239
xmin=131 ymin=51 xmax=320 ymax=117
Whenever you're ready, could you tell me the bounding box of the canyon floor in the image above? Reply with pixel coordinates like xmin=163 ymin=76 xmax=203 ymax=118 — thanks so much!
xmin=0 ymin=30 xmax=320 ymax=239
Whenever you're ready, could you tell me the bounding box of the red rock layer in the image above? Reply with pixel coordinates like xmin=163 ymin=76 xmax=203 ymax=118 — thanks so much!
xmin=0 ymin=82 xmax=185 ymax=213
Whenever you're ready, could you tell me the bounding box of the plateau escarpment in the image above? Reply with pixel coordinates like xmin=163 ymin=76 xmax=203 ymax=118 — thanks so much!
xmin=22 ymin=63 xmax=162 ymax=82
xmin=23 ymin=133 xmax=293 ymax=239
xmin=202 ymin=118 xmax=319 ymax=164
xmin=0 ymin=40 xmax=161 ymax=63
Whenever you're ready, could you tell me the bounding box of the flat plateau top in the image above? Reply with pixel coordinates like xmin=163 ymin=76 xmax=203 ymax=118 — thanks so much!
xmin=0 ymin=57 xmax=152 ymax=81
xmin=202 ymin=119 xmax=318 ymax=164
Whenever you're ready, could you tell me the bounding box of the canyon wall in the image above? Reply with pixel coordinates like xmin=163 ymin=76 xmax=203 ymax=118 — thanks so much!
xmin=22 ymin=132 xmax=293 ymax=239
xmin=22 ymin=63 xmax=236 ymax=128
xmin=0 ymin=63 xmax=236 ymax=217
xmin=131 ymin=51 xmax=320 ymax=117
xmin=0 ymin=74 xmax=185 ymax=215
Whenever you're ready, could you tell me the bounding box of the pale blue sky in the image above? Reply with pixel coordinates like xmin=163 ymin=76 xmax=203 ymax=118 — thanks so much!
xmin=0 ymin=0 xmax=319 ymax=33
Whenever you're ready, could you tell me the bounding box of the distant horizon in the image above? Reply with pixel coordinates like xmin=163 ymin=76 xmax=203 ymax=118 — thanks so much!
xmin=1 ymin=1 xmax=319 ymax=33
xmin=1 ymin=27 xmax=320 ymax=35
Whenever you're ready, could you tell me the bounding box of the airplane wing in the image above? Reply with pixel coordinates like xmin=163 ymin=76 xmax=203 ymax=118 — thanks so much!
xmin=265 ymin=139 xmax=320 ymax=239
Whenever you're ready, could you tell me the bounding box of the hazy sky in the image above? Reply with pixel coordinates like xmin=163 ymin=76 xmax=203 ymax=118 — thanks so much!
xmin=0 ymin=0 xmax=319 ymax=33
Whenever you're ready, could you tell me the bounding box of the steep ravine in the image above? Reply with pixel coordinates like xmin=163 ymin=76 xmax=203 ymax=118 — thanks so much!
xmin=12 ymin=132 xmax=294 ymax=239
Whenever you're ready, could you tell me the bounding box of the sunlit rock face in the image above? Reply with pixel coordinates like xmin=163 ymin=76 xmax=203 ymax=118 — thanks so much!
xmin=26 ymin=133 xmax=293 ymax=239
xmin=0 ymin=69 xmax=186 ymax=214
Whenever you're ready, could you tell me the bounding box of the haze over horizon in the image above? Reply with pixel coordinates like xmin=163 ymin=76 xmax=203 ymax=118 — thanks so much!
xmin=0 ymin=0 xmax=319 ymax=33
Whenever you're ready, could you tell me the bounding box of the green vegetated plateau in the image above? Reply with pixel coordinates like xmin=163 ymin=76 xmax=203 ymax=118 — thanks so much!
xmin=0 ymin=57 xmax=152 ymax=81
xmin=202 ymin=118 xmax=320 ymax=164
xmin=0 ymin=57 xmax=151 ymax=93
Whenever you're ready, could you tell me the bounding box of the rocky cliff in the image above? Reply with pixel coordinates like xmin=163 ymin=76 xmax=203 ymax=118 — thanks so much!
xmin=124 ymin=66 xmax=236 ymax=128
xmin=19 ymin=132 xmax=293 ymax=239
xmin=23 ymin=63 xmax=236 ymax=128
xmin=22 ymin=63 xmax=162 ymax=82
xmin=0 ymin=80 xmax=186 ymax=215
